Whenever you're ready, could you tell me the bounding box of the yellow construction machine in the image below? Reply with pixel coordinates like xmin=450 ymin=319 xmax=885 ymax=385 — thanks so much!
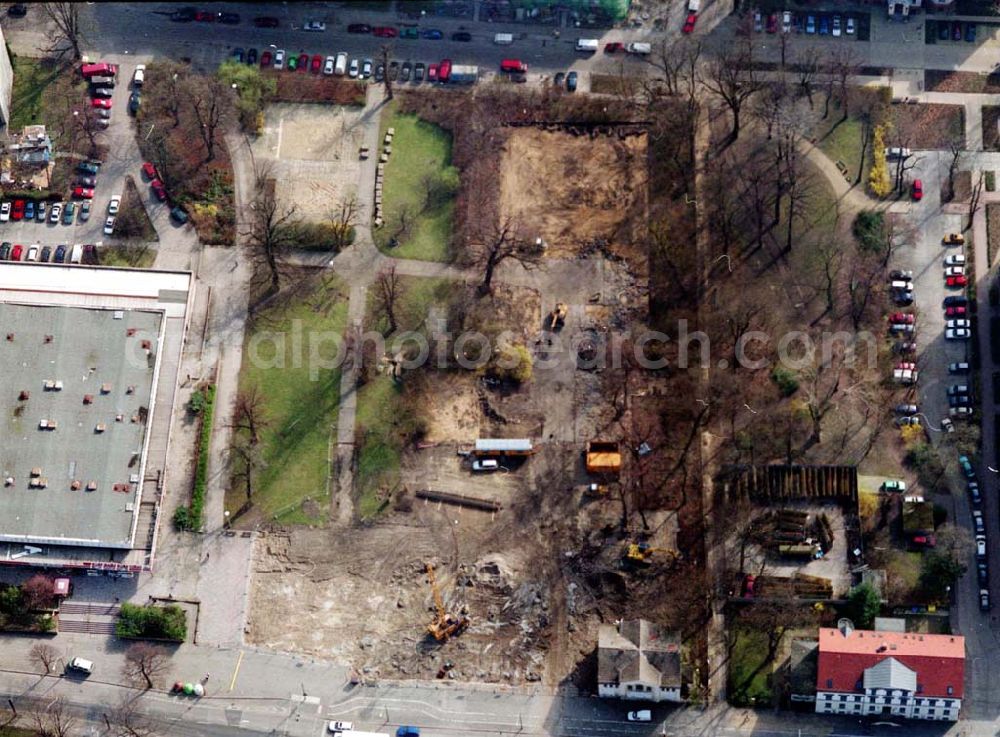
xmin=425 ymin=563 xmax=469 ymax=642
xmin=623 ymin=542 xmax=677 ymax=568
xmin=549 ymin=302 xmax=567 ymax=331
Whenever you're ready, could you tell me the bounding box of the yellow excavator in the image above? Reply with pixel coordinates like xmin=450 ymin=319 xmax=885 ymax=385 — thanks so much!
xmin=549 ymin=302 xmax=567 ymax=331
xmin=623 ymin=542 xmax=677 ymax=568
xmin=425 ymin=563 xmax=469 ymax=642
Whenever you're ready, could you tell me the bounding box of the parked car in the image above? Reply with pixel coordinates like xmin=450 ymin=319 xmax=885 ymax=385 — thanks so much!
xmin=422 ymin=29 xmax=444 ymax=39
xmin=400 ymin=27 xmax=419 ymax=39
xmin=303 ymin=19 xmax=326 ymax=31
xmin=938 ymin=22 xmax=950 ymax=41
xmin=806 ymin=15 xmax=816 ymax=33
xmin=0 ymin=201 xmax=10 ymax=221
xmin=427 ymin=63 xmax=438 ymax=82
xmin=72 ymin=187 xmax=94 ymax=199
xmin=260 ymin=50 xmax=272 ymax=67
xmin=374 ymin=64 xmax=385 ymax=82
xmin=949 ymin=361 xmax=970 ymax=373
xmin=889 ymin=323 xmax=915 ymax=335
xmin=892 ymin=341 xmax=916 ymax=354
xmin=895 ymin=416 xmax=920 ymax=427
xmin=944 ymin=254 xmax=966 ymax=266
xmin=79 ymin=201 xmax=90 ymax=222
xmin=782 ymin=11 xmax=792 ymax=33
xmin=54 ymin=244 xmax=66 ymax=263
xmin=766 ymin=13 xmax=778 ymax=33
xmin=628 ymin=711 xmax=652 ymax=722
xmin=151 ymin=180 xmax=167 ymax=202
xmin=401 ymin=61 xmax=412 ymax=81
xmin=133 ymin=63 xmax=145 ymax=86
xmin=946 ymin=275 xmax=968 ymax=288
xmin=347 ymin=23 xmax=371 ymax=34
xmin=141 ymin=162 xmax=158 ymax=180
xmin=0 ymin=243 xmax=10 ymax=260
xmin=170 ymin=205 xmax=189 ymax=224
xmin=253 ymin=16 xmax=280 ymax=28
xmin=566 ymin=71 xmax=578 ymax=91
xmin=889 ymin=312 xmax=914 ymax=324
xmin=103 ymin=216 xmax=116 ymax=235
xmin=753 ymin=10 xmax=763 ymax=32
xmin=946 ymin=319 xmax=971 ymax=329
xmin=953 ymin=21 xmax=962 ymax=41
xmin=885 ymin=147 xmax=912 ymax=160
xmin=24 ymin=201 xmax=34 ymax=220
xmin=959 ymin=455 xmax=976 ymax=479
xmin=26 ymin=244 xmax=38 ymax=261
xmin=605 ymin=41 xmax=625 ymax=53
xmin=882 ymin=479 xmax=906 ymax=492
xmin=451 ymin=31 xmax=472 ymax=41
xmin=311 ymin=54 xmax=323 ymax=74
xmin=274 ymin=49 xmax=285 ymax=69
xmin=946 ymin=306 xmax=967 ymax=317
xmin=389 ymin=61 xmax=399 ymax=80
xmin=10 ymin=244 xmax=22 ymax=260
xmin=977 ymin=535 xmax=987 ymax=559
xmin=361 ymin=59 xmax=373 ymax=78
xmin=91 ymin=97 xmax=113 ymax=109
xmin=946 ymin=327 xmax=971 ymax=339
xmin=895 ymin=403 xmax=918 ymax=415
xmin=296 ymin=53 xmax=309 ymax=72
xmin=948 ymin=384 xmax=971 ymax=396
xmin=911 ymin=179 xmax=922 ymax=200
xmin=323 ymin=56 xmax=335 ymax=75
xmin=970 ymin=482 xmax=982 ymax=505
xmin=108 ymin=195 xmax=121 ymax=215
xmin=889 ymin=269 xmax=913 ymax=280
xmin=966 ymin=23 xmax=977 ymax=41
xmin=129 ymin=91 xmax=141 ymax=115
xmin=943 ymin=233 xmax=965 ymax=245
xmin=66 ymin=658 xmax=94 ymax=675
xmin=49 ymin=202 xmax=61 ymax=223
xmin=349 ymin=58 xmax=359 ymax=78
xmin=683 ymin=13 xmax=697 ymax=33
xmin=846 ymin=16 xmax=856 ymax=34
xmin=327 ymin=722 xmax=354 ymax=733
xmin=374 ymin=26 xmax=398 ymax=38
xmin=819 ymin=15 xmax=830 ymax=34
xmin=981 ymin=589 xmax=991 ymax=612
xmin=247 ymin=48 xmax=258 ymax=65
xmin=414 ymin=62 xmax=425 ymax=82
xmin=951 ymin=406 xmax=974 ymax=418
xmin=40 ymin=245 xmax=51 ymax=262
xmin=62 ymin=202 xmax=75 ymax=224
xmin=832 ymin=15 xmax=842 ymax=36
xmin=396 ymin=728 xmax=420 ymax=737
xmin=35 ymin=201 xmax=45 ymax=222
xmin=944 ymin=295 xmax=968 ymax=307
xmin=978 ymin=562 xmax=988 ymax=585
xmin=219 ymin=12 xmax=240 ymax=24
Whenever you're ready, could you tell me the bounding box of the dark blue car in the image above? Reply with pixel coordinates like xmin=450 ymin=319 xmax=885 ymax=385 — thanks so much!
xmin=966 ymin=23 xmax=976 ymax=42
xmin=422 ymin=28 xmax=443 ymax=39
xmin=819 ymin=15 xmax=829 ymax=34
xmin=247 ymin=48 xmax=258 ymax=65
xmin=232 ymin=47 xmax=244 ymax=63
xmin=54 ymin=244 xmax=66 ymax=263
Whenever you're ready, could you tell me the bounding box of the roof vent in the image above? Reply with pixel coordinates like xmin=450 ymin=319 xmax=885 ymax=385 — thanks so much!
xmin=837 ymin=618 xmax=854 ymax=637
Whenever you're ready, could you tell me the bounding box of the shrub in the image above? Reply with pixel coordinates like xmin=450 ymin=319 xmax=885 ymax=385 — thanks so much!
xmin=843 ymin=583 xmax=881 ymax=628
xmin=490 ymin=343 xmax=533 ymax=385
xmin=853 ymin=211 xmax=889 ymax=254
xmin=868 ymin=125 xmax=892 ymax=197
xmin=905 ymin=442 xmax=947 ymax=493
xmin=116 ymin=603 xmax=187 ymax=641
xmin=987 ymin=171 xmax=996 ymax=192
xmin=770 ymin=367 xmax=799 ymax=397
xmin=175 ymin=385 xmax=215 ymax=531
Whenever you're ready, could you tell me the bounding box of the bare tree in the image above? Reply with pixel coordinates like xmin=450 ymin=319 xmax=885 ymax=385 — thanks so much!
xmin=21 ymin=574 xmax=55 ymax=610
xmin=829 ymin=46 xmax=861 ymax=121
xmin=189 ymin=76 xmax=235 ymax=163
xmin=106 ymin=697 xmax=158 ymax=737
xmin=328 ymin=194 xmax=360 ymax=251
xmin=373 ymin=264 xmax=405 ymax=335
xmin=243 ymin=163 xmax=299 ymax=297
xmin=391 ymin=204 xmax=415 ymax=243
xmin=946 ymin=137 xmax=964 ymax=203
xmin=469 ymin=217 xmax=541 ymax=295
xmin=231 ymin=385 xmax=269 ymax=444
xmin=380 ymin=44 xmax=394 ymax=100
xmin=30 ymin=696 xmax=76 ymax=737
xmin=29 ymin=642 xmax=60 ymax=673
xmin=40 ymin=3 xmax=83 ymax=61
xmin=968 ymin=170 xmax=985 ymax=231
xmin=122 ymin=643 xmax=170 ymax=690
xmin=703 ymin=42 xmax=762 ymax=144
xmin=795 ymin=52 xmax=819 ymax=107
xmin=230 ymin=436 xmax=266 ymax=502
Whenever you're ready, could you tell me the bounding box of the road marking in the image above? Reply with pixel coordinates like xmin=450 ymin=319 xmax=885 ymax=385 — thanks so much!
xmin=229 ymin=649 xmax=244 ymax=692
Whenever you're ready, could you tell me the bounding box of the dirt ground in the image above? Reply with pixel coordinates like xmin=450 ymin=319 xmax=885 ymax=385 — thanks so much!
xmin=252 ymin=103 xmax=363 ymax=222
xmin=499 ymin=128 xmax=649 ymax=264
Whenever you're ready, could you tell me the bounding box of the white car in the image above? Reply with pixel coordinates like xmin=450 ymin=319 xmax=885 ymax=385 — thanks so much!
xmin=628 ymin=710 xmax=652 ymax=722
xmin=323 ymin=55 xmax=335 ymax=75
xmin=782 ymin=11 xmax=791 ymax=33
xmin=361 ymin=59 xmax=373 ymax=78
xmin=103 ymin=216 xmax=116 ymax=235
xmin=951 ymin=406 xmax=974 ymax=418
xmin=327 ymin=722 xmax=354 ymax=733
xmin=944 ymin=254 xmax=966 ymax=266
xmin=133 ymin=63 xmax=145 ymax=87
xmin=977 ymin=535 xmax=987 ymax=558
xmin=885 ymin=147 xmax=912 ymax=160
xmin=946 ymin=319 xmax=971 ymax=329
xmin=348 ymin=58 xmax=359 ymax=78
xmin=108 ymin=194 xmax=121 ymax=215
xmin=26 ymin=245 xmax=38 ymax=261
xmin=50 ymin=202 xmax=62 ymax=223
xmin=949 ymin=361 xmax=970 ymax=373
xmin=846 ymin=17 xmax=856 ymax=34
xmin=0 ymin=201 xmax=10 ymax=222
xmin=946 ymin=328 xmax=971 ymax=340
xmin=304 ymin=19 xmax=326 ymax=31
xmin=274 ymin=49 xmax=285 ymax=69
xmin=944 ymin=266 xmax=966 ymax=277
xmin=67 ymin=657 xmax=94 ymax=675
xmin=832 ymin=15 xmax=842 ymax=36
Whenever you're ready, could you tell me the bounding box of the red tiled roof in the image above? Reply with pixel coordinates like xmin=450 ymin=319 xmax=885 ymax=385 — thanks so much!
xmin=816 ymin=628 xmax=965 ymax=699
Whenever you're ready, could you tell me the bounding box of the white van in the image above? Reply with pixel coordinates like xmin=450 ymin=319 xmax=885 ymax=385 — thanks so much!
xmin=472 ymin=459 xmax=499 ymax=472
xmin=69 ymin=244 xmax=83 ymax=264
xmin=494 ymin=32 xmax=514 ymax=45
xmin=67 ymin=657 xmax=94 ymax=675
xmin=626 ymin=42 xmax=651 ymax=55
xmin=688 ymin=0 xmax=701 ymax=10
xmin=334 ymin=52 xmax=348 ymax=76
xmin=576 ymin=38 xmax=599 ymax=52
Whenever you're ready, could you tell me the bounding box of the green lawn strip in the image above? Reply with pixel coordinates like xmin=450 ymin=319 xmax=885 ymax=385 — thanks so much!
xmin=99 ymin=245 xmax=157 ymax=269
xmin=727 ymin=628 xmax=775 ymax=706
xmin=173 ymin=385 xmax=215 ymax=531
xmin=375 ymin=103 xmax=457 ymax=262
xmin=10 ymin=57 xmax=62 ymax=131
xmin=355 ymin=376 xmax=404 ymax=519
xmin=230 ymin=275 xmax=348 ymax=525
xmin=366 ymin=275 xmax=459 ymax=334
xmin=817 ymin=115 xmax=865 ymax=187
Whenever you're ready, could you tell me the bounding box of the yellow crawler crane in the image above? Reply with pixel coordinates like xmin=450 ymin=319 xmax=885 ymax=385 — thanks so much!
xmin=425 ymin=563 xmax=469 ymax=642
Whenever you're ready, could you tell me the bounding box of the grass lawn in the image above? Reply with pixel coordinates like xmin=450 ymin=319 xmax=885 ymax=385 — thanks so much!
xmin=10 ymin=57 xmax=63 ymax=131
xmin=366 ymin=275 xmax=459 ymax=334
xmin=375 ymin=102 xmax=458 ymax=262
xmin=728 ymin=628 xmax=774 ymax=707
xmin=228 ymin=273 xmax=349 ymax=526
xmin=99 ymin=244 xmax=157 ymax=269
xmin=355 ymin=375 xmax=405 ymax=519
xmin=817 ymin=115 xmax=866 ymax=188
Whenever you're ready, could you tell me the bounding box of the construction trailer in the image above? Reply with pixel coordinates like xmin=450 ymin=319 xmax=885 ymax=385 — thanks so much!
xmin=473 ymin=438 xmax=534 ymax=457
xmin=586 ymin=441 xmax=621 ymax=474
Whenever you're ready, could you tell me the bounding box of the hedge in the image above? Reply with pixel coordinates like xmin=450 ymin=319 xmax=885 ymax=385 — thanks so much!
xmin=173 ymin=384 xmax=215 ymax=531
xmin=116 ymin=603 xmax=187 ymax=641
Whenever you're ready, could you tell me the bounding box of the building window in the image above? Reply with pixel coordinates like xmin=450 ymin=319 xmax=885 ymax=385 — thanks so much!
xmin=947 ymin=686 xmax=953 ymax=696
xmin=827 ymin=679 xmax=833 ymax=688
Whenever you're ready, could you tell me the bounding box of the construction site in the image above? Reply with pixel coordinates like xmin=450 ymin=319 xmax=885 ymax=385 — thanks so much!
xmin=246 ymin=96 xmax=706 ymax=686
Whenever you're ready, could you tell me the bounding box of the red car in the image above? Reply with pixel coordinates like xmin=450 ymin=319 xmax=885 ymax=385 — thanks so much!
xmin=151 ymin=180 xmax=167 ymax=201
xmin=889 ymin=312 xmax=915 ymax=324
xmin=72 ymin=187 xmax=94 ymax=199
xmin=428 ymin=63 xmax=438 ymax=82
xmin=947 ymin=275 xmax=968 ymax=288
xmin=194 ymin=10 xmax=216 ymax=22
xmin=311 ymin=54 xmax=322 ymax=73
xmin=604 ymin=42 xmax=625 ymax=53
xmin=896 ymin=362 xmax=916 ymax=371
xmin=683 ymin=13 xmax=697 ymax=33
xmin=373 ymin=26 xmax=398 ymax=37
xmin=11 ymin=199 xmax=24 ymax=221
xmin=11 ymin=244 xmax=22 ymax=261
xmin=766 ymin=13 xmax=778 ymax=33
xmin=946 ymin=306 xmax=967 ymax=317
xmin=91 ymin=98 xmax=112 ymax=109
xmin=142 ymin=162 xmax=158 ymax=180
xmin=260 ymin=50 xmax=272 ymax=68
xmin=911 ymin=179 xmax=923 ymax=201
